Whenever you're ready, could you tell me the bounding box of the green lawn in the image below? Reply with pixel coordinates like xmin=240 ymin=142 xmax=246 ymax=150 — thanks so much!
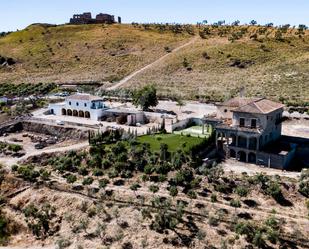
xmin=137 ymin=134 xmax=204 ymax=153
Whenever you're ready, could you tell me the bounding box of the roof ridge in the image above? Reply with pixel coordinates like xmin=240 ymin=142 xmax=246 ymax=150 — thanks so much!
xmin=252 ymin=101 xmax=265 ymax=114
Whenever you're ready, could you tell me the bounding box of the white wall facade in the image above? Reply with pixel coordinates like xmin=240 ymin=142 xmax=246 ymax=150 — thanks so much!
xmin=48 ymin=97 xmax=107 ymax=121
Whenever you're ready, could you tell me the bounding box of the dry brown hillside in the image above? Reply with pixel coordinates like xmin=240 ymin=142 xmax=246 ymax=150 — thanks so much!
xmin=0 ymin=24 xmax=308 ymax=105
xmin=0 ymin=24 xmax=191 ymax=84
xmin=123 ymin=26 xmax=309 ymax=105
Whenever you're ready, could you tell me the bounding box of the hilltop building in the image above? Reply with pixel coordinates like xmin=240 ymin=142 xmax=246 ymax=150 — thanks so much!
xmin=206 ymin=97 xmax=296 ymax=169
xmin=69 ymin=12 xmax=121 ymax=25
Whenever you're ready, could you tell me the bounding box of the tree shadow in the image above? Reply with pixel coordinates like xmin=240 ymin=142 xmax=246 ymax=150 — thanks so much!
xmin=274 ymin=193 xmax=293 ymax=207
xmin=243 ymin=199 xmax=259 ymax=208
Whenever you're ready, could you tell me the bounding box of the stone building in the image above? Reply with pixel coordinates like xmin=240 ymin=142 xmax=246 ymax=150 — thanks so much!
xmin=209 ymin=97 xmax=296 ymax=169
xmin=49 ymin=94 xmax=108 ymax=121
xmin=69 ymin=12 xmax=120 ymax=25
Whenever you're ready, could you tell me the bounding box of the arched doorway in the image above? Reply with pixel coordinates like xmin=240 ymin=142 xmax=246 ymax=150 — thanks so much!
xmin=79 ymin=110 xmax=85 ymax=118
xmin=237 ymin=151 xmax=247 ymax=162
xmin=85 ymin=111 xmax=91 ymax=119
xmin=62 ymin=109 xmax=67 ymax=115
xmin=73 ymin=110 xmax=78 ymax=117
xmin=248 ymin=153 xmax=256 ymax=164
xmin=50 ymin=109 xmax=54 ymax=115
xmin=67 ymin=109 xmax=73 ymax=116
xmin=230 ymin=149 xmax=236 ymax=158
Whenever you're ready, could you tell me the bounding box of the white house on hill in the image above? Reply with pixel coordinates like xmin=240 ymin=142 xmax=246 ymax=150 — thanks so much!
xmin=48 ymin=94 xmax=108 ymax=121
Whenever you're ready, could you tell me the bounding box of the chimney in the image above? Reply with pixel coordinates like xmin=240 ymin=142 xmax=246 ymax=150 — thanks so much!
xmin=239 ymin=87 xmax=245 ymax=98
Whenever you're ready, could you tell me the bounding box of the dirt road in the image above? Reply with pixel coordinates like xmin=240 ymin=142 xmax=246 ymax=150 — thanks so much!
xmin=0 ymin=142 xmax=89 ymax=168
xmin=106 ymin=36 xmax=199 ymax=91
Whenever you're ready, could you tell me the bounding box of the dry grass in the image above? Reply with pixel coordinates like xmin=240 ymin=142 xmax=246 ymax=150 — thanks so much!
xmin=1 ymin=24 xmax=309 ymax=105
xmin=124 ymin=33 xmax=309 ymax=105
xmin=0 ymin=24 xmax=191 ymax=84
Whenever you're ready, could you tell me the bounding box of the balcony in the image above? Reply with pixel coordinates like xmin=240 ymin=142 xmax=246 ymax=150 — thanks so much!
xmin=216 ymin=123 xmax=262 ymax=134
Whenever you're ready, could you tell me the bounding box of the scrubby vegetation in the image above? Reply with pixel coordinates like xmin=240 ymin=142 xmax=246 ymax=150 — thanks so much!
xmin=0 ymin=83 xmax=56 ymax=97
xmin=1 ymin=23 xmax=308 ymax=105
xmin=0 ymin=24 xmax=191 ymax=85
xmin=125 ymin=24 xmax=309 ymax=105
xmin=3 ymin=128 xmax=306 ymax=248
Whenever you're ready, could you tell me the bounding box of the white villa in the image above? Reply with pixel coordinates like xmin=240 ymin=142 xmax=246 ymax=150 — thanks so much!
xmin=48 ymin=94 xmax=108 ymax=121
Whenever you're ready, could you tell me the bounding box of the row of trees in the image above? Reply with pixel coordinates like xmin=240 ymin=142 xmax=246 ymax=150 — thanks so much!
xmin=198 ymin=20 xmax=308 ymax=30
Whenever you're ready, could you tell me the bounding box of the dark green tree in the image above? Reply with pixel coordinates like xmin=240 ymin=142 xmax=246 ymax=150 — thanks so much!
xmin=132 ymin=85 xmax=158 ymax=111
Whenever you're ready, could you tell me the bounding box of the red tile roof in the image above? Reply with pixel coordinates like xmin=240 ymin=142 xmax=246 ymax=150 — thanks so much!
xmin=219 ymin=97 xmax=263 ymax=108
xmin=233 ymin=98 xmax=285 ymax=114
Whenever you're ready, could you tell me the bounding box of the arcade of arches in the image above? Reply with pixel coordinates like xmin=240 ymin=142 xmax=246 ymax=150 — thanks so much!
xmin=216 ymin=131 xmax=260 ymax=164
xmin=61 ymin=108 xmax=91 ymax=119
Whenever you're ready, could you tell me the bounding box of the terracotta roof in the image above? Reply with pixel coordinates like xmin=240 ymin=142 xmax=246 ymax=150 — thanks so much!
xmin=219 ymin=97 xmax=263 ymax=108
xmin=66 ymin=94 xmax=103 ymax=101
xmin=233 ymin=98 xmax=284 ymax=114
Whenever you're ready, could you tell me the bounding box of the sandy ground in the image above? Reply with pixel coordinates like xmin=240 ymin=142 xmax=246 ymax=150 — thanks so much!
xmin=222 ymin=159 xmax=301 ymax=179
xmin=282 ymin=119 xmax=309 ymax=139
xmin=0 ymin=132 xmax=88 ymax=168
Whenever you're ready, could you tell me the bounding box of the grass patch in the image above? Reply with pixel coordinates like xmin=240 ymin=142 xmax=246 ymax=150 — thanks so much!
xmin=138 ymin=133 xmax=204 ymax=153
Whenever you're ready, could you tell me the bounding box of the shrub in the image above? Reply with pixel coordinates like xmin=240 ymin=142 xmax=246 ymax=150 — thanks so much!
xmin=66 ymin=174 xmax=77 ymax=184
xmin=7 ymin=144 xmax=22 ymax=152
xmin=11 ymin=165 xmax=18 ymax=172
xmin=234 ymin=186 xmax=249 ymax=197
xmin=208 ymin=216 xmax=219 ymax=226
xmin=17 ymin=165 xmax=40 ymax=182
xmin=149 ymin=185 xmax=159 ymax=193
xmin=230 ymin=199 xmax=241 ymax=208
xmin=158 ymin=174 xmax=167 ymax=182
xmin=130 ymin=183 xmax=141 ymax=191
xmin=40 ymin=169 xmax=50 ymax=181
xmin=210 ymin=193 xmax=217 ymax=202
xmin=23 ymin=203 xmax=57 ymax=239
xmin=56 ymin=237 xmax=71 ymax=249
xmin=0 ymin=213 xmax=8 ymax=245
xmin=187 ymin=190 xmax=197 ymax=199
xmin=235 ymin=221 xmax=255 ymax=242
xmin=169 ymin=186 xmax=178 ymax=197
xmin=78 ymin=167 xmax=88 ymax=176
xmin=99 ymin=178 xmax=110 ymax=189
xmin=93 ymin=168 xmax=104 ymax=177
xmin=266 ymin=181 xmax=282 ymax=200
xmin=82 ymin=177 xmax=94 ymax=186
xmin=299 ymin=171 xmax=309 ymax=197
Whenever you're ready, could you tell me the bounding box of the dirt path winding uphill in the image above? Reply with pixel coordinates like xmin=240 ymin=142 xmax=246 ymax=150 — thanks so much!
xmin=106 ymin=36 xmax=199 ymax=91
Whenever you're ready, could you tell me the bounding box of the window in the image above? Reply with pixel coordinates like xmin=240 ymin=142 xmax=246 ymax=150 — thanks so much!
xmin=251 ymin=119 xmax=257 ymax=128
xmin=84 ymin=103 xmax=87 ymax=107
xmin=69 ymin=101 xmax=71 ymax=105
xmin=76 ymin=102 xmax=79 ymax=106
xmin=224 ymin=109 xmax=228 ymax=113
xmin=239 ymin=118 xmax=245 ymax=127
